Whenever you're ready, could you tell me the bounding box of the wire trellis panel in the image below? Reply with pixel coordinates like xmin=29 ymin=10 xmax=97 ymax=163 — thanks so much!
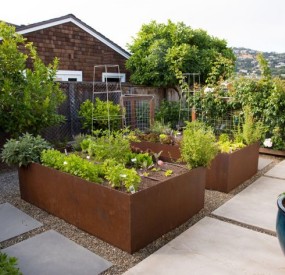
xmin=121 ymin=95 xmax=155 ymax=130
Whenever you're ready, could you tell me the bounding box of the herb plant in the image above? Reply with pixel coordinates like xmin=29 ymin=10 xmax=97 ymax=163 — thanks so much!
xmin=0 ymin=252 xmax=22 ymax=275
xmin=1 ymin=133 xmax=50 ymax=167
xmin=180 ymin=121 xmax=218 ymax=169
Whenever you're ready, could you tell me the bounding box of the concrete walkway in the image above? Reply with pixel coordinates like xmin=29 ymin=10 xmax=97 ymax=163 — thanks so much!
xmin=124 ymin=157 xmax=285 ymax=274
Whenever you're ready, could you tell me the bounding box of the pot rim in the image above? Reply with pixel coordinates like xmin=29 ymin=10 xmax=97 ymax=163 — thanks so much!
xmin=277 ymin=193 xmax=285 ymax=212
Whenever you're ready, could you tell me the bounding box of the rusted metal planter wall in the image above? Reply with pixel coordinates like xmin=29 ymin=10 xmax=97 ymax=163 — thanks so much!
xmin=18 ymin=163 xmax=205 ymax=253
xmin=259 ymin=147 xmax=285 ymax=157
xmin=131 ymin=141 xmax=181 ymax=162
xmin=206 ymin=143 xmax=260 ymax=193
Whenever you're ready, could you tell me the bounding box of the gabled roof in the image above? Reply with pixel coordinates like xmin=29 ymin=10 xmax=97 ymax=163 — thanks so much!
xmin=15 ymin=14 xmax=130 ymax=59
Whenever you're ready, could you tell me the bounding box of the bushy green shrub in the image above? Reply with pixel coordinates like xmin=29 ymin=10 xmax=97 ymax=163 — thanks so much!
xmin=0 ymin=252 xmax=22 ymax=275
xmin=86 ymin=130 xmax=132 ymax=164
xmin=0 ymin=22 xmax=66 ymax=137
xmin=1 ymin=133 xmax=50 ymax=167
xmin=180 ymin=121 xmax=218 ymax=169
xmin=78 ymin=98 xmax=122 ymax=131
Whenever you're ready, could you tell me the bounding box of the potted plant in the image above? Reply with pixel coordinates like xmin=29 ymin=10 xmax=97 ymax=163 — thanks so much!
xmin=2 ymin=130 xmax=207 ymax=254
xmin=276 ymin=193 xmax=285 ymax=255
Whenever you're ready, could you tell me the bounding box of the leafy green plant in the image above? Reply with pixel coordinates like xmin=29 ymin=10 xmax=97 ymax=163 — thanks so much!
xmin=241 ymin=106 xmax=265 ymax=145
xmin=41 ymin=149 xmax=103 ymax=183
xmin=180 ymin=121 xmax=218 ymax=169
xmin=127 ymin=152 xmax=153 ymax=169
xmin=0 ymin=22 xmax=66 ymax=137
xmin=155 ymin=100 xmax=185 ymax=129
xmin=0 ymin=252 xmax=22 ymax=275
xmin=78 ymin=98 xmax=122 ymax=131
xmin=1 ymin=133 xmax=50 ymax=167
xmin=86 ymin=130 xmax=132 ymax=164
xmin=164 ymin=169 xmax=173 ymax=177
xmin=217 ymin=133 xmax=245 ymax=153
xmin=103 ymin=160 xmax=141 ymax=192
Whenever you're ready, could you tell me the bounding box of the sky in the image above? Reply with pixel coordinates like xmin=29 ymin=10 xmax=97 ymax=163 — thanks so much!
xmin=1 ymin=0 xmax=285 ymax=53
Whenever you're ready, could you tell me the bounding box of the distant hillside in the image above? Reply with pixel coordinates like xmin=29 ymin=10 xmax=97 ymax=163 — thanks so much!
xmin=233 ymin=47 xmax=285 ymax=78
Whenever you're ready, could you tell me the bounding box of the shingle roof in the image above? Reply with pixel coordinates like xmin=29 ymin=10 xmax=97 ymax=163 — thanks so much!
xmin=15 ymin=14 xmax=130 ymax=59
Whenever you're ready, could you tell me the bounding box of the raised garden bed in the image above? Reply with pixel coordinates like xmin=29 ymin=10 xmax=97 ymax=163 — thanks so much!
xmin=18 ymin=163 xmax=205 ymax=253
xmin=206 ymin=142 xmax=260 ymax=193
xmin=131 ymin=141 xmax=260 ymax=193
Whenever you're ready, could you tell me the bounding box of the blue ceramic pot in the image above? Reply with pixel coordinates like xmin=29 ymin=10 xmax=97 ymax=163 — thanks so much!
xmin=276 ymin=193 xmax=285 ymax=255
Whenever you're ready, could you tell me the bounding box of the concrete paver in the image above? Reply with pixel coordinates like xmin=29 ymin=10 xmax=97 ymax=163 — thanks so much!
xmin=2 ymin=230 xmax=112 ymax=275
xmin=258 ymin=156 xmax=273 ymax=170
xmin=213 ymin=176 xmax=285 ymax=232
xmin=124 ymin=217 xmax=285 ymax=275
xmin=265 ymin=159 xmax=285 ymax=179
xmin=0 ymin=202 xmax=42 ymax=242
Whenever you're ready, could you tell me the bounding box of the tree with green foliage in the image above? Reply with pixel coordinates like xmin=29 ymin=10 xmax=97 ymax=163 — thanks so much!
xmin=230 ymin=53 xmax=285 ymax=149
xmin=0 ymin=22 xmax=66 ymax=137
xmin=126 ymin=20 xmax=235 ymax=95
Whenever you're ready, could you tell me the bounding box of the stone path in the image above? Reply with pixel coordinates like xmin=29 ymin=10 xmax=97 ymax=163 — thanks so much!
xmin=0 ymin=203 xmax=112 ymax=274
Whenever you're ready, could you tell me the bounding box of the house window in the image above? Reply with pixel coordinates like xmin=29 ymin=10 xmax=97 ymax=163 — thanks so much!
xmin=102 ymin=73 xmax=126 ymax=83
xmin=56 ymin=70 xmax=83 ymax=82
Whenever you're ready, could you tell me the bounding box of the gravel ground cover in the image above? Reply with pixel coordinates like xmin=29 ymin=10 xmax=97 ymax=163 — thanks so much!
xmin=0 ymin=155 xmax=281 ymax=274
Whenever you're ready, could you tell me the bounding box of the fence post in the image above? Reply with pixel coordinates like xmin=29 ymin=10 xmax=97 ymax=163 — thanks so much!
xmin=68 ymin=83 xmax=76 ymax=138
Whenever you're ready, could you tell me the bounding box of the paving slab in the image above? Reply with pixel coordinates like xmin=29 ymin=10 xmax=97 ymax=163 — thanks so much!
xmin=124 ymin=217 xmax=285 ymax=275
xmin=265 ymin=159 xmax=285 ymax=179
xmin=258 ymin=156 xmax=273 ymax=170
xmin=2 ymin=230 xmax=112 ymax=275
xmin=0 ymin=203 xmax=42 ymax=242
xmin=213 ymin=176 xmax=285 ymax=232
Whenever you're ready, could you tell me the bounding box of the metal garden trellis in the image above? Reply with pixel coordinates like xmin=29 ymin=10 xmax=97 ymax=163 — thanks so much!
xmin=91 ymin=65 xmax=125 ymax=135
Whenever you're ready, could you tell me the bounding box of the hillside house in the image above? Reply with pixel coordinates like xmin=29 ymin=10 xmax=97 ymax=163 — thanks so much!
xmin=13 ymin=14 xmax=131 ymax=82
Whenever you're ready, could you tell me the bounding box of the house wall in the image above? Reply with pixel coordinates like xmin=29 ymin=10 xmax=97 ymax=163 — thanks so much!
xmin=23 ymin=22 xmax=129 ymax=81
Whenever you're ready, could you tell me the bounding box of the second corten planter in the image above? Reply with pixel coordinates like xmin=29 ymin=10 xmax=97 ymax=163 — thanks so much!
xmin=18 ymin=163 xmax=205 ymax=253
xmin=206 ymin=142 xmax=260 ymax=193
xmin=131 ymin=141 xmax=259 ymax=193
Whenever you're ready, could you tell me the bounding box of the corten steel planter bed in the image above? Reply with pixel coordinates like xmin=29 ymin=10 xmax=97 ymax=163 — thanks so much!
xmin=131 ymin=141 xmax=181 ymax=162
xmin=18 ymin=163 xmax=205 ymax=253
xmin=206 ymin=142 xmax=260 ymax=193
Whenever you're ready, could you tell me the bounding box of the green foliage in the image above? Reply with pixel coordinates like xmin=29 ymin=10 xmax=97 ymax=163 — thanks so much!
xmin=206 ymin=53 xmax=235 ymax=86
xmin=0 ymin=252 xmax=22 ymax=275
xmin=241 ymin=106 xmax=265 ymax=145
xmin=229 ymin=54 xmax=285 ymax=149
xmin=180 ymin=121 xmax=218 ymax=168
xmin=104 ymin=160 xmax=141 ymax=192
xmin=41 ymin=149 xmax=103 ymax=183
xmin=1 ymin=133 xmax=50 ymax=167
xmin=217 ymin=133 xmax=245 ymax=153
xmin=149 ymin=120 xmax=172 ymax=134
xmin=164 ymin=169 xmax=173 ymax=177
xmin=127 ymin=152 xmax=153 ymax=169
xmin=188 ymin=85 xmax=233 ymax=134
xmin=78 ymin=98 xmax=122 ymax=132
xmin=0 ymin=22 xmax=66 ymax=137
xmin=155 ymin=100 xmax=184 ymax=129
xmin=85 ymin=130 xmax=132 ymax=164
xmin=126 ymin=20 xmax=235 ymax=92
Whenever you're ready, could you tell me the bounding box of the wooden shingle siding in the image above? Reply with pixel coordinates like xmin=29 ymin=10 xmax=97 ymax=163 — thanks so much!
xmin=23 ymin=22 xmax=129 ymax=81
